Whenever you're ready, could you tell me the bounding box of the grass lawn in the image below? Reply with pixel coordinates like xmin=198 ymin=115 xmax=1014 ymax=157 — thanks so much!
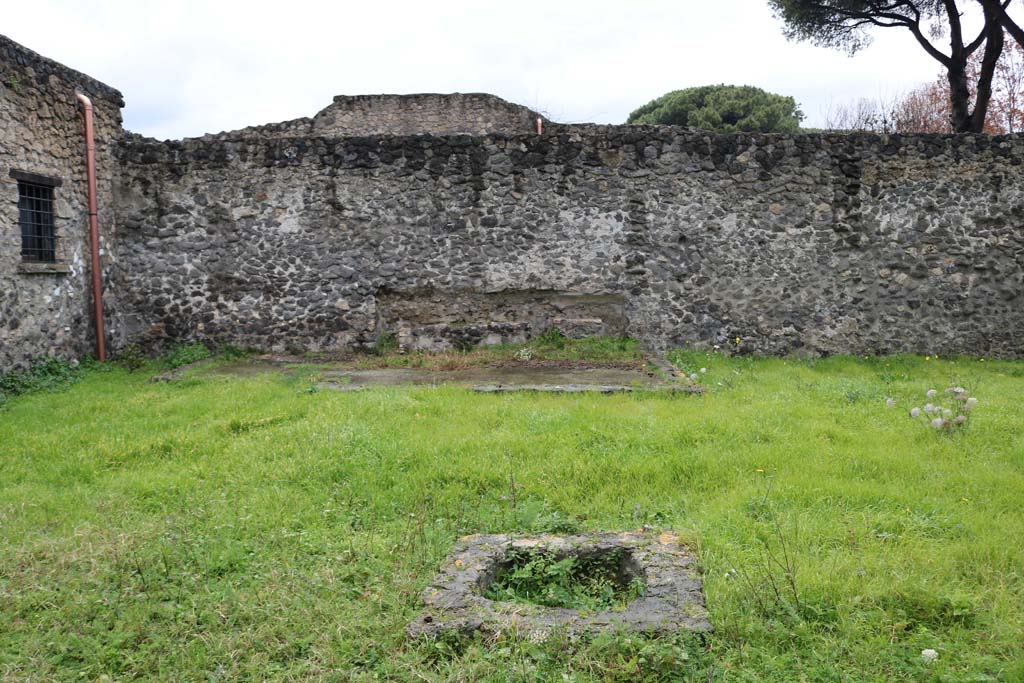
xmin=1 ymin=348 xmax=1022 ymax=682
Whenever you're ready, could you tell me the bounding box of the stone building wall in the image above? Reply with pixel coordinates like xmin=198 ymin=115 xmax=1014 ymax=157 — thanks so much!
xmin=114 ymin=127 xmax=1024 ymax=358
xmin=0 ymin=35 xmax=124 ymax=369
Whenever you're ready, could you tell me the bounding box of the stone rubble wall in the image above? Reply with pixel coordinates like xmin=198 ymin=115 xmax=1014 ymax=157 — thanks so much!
xmin=114 ymin=126 xmax=1024 ymax=357
xmin=0 ymin=35 xmax=124 ymax=370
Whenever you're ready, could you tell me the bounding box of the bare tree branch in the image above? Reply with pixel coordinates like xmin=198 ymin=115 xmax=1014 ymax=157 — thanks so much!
xmin=983 ymin=0 xmax=1024 ymax=46
xmin=772 ymin=0 xmax=1011 ymax=130
xmin=970 ymin=1 xmax=1008 ymax=127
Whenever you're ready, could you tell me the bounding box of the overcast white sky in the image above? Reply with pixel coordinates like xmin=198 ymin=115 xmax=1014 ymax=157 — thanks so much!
xmin=5 ymin=1 xmax=986 ymax=139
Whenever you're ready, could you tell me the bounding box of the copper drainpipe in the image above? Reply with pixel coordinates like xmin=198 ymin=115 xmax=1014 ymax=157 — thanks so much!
xmin=75 ymin=91 xmax=106 ymax=361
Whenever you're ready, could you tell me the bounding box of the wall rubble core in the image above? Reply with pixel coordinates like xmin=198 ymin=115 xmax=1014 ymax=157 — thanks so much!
xmin=3 ymin=32 xmax=1024 ymax=368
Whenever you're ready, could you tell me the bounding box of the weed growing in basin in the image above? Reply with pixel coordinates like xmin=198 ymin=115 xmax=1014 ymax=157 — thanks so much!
xmin=485 ymin=548 xmax=645 ymax=611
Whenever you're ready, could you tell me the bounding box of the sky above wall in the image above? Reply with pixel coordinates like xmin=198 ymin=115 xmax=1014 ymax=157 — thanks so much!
xmin=6 ymin=0 xmax=987 ymax=140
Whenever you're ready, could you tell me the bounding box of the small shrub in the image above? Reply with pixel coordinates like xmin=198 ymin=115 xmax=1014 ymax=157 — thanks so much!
xmin=115 ymin=343 xmax=148 ymax=372
xmin=374 ymin=331 xmax=399 ymax=355
xmin=533 ymin=328 xmax=567 ymax=350
xmin=163 ymin=343 xmax=211 ymax=370
xmin=0 ymin=357 xmax=81 ymax=405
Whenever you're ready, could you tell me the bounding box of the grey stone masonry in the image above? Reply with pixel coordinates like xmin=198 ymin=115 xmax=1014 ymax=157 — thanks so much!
xmin=115 ymin=125 xmax=1024 ymax=357
xmin=0 ymin=34 xmax=124 ymax=370
xmin=408 ymin=531 xmax=712 ymax=639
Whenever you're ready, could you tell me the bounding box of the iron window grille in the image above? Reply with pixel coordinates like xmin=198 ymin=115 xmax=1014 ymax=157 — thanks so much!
xmin=18 ymin=180 xmax=57 ymax=262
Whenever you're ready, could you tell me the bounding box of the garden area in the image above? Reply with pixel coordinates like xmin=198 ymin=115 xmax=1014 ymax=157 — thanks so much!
xmin=1 ymin=341 xmax=1022 ymax=682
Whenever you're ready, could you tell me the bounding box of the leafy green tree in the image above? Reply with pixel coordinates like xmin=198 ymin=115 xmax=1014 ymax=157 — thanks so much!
xmin=768 ymin=0 xmax=1009 ymax=132
xmin=626 ymin=85 xmax=805 ymax=133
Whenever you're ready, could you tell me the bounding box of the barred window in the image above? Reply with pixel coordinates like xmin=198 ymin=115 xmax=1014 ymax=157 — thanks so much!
xmin=10 ymin=170 xmax=62 ymax=263
xmin=19 ymin=181 xmax=56 ymax=262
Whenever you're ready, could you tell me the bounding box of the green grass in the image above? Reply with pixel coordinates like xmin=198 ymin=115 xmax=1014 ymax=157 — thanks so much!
xmin=1 ymin=351 xmax=1022 ymax=681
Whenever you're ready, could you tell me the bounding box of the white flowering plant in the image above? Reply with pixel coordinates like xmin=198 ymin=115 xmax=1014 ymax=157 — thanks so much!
xmin=514 ymin=347 xmax=535 ymax=361
xmin=890 ymin=386 xmax=979 ymax=431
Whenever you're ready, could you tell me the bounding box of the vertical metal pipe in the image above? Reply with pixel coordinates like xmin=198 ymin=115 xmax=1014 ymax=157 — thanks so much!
xmin=75 ymin=92 xmax=106 ymax=361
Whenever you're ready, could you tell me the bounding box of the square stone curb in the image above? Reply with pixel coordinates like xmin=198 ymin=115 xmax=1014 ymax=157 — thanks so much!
xmin=407 ymin=530 xmax=712 ymax=640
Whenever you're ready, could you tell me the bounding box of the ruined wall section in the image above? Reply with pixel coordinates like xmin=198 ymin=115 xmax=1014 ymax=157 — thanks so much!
xmin=190 ymin=93 xmax=547 ymax=142
xmin=0 ymin=35 xmax=124 ymax=369
xmin=311 ymin=94 xmax=545 ymax=137
xmin=115 ymin=128 xmax=1024 ymax=357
